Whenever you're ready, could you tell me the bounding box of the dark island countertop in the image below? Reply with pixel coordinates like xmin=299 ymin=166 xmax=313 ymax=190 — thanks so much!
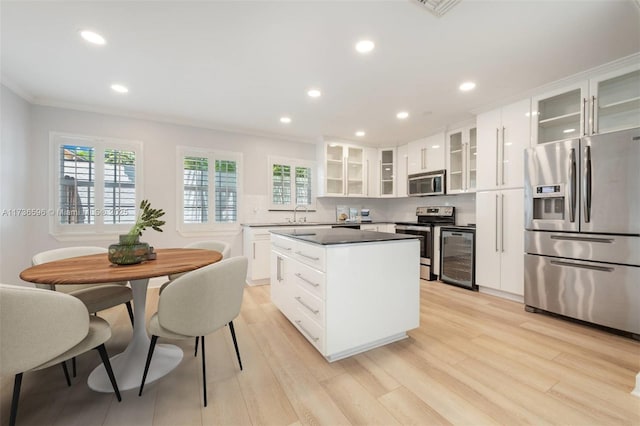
xmin=242 ymin=221 xmax=392 ymax=228
xmin=271 ymin=228 xmax=420 ymax=245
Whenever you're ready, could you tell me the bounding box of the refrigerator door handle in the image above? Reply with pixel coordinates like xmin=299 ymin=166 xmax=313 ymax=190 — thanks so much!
xmin=569 ymin=148 xmax=576 ymax=223
xmin=583 ymin=146 xmax=592 ymax=223
xmin=550 ymin=260 xmax=614 ymax=273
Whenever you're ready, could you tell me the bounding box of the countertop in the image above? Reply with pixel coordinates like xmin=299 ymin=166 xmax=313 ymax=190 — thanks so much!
xmin=241 ymin=221 xmax=391 ymax=228
xmin=271 ymin=228 xmax=420 ymax=245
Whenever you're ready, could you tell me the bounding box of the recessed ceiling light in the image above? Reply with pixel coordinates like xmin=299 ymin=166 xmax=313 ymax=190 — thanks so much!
xmin=280 ymin=116 xmax=292 ymax=124
xmin=355 ymin=130 xmax=366 ymax=137
xmin=110 ymin=84 xmax=129 ymax=94
xmin=459 ymin=81 xmax=476 ymax=91
xmin=563 ymin=128 xmax=576 ymax=133
xmin=355 ymin=40 xmax=375 ymax=54
xmin=432 ymin=145 xmax=440 ymax=149
xmin=396 ymin=111 xmax=409 ymax=120
xmin=307 ymin=88 xmax=321 ymax=98
xmin=79 ymin=30 xmax=106 ymax=45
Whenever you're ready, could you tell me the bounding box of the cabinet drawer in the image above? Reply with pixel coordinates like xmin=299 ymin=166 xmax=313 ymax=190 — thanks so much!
xmin=292 ymin=285 xmax=324 ymax=326
xmin=291 ymin=261 xmax=325 ymax=299
xmin=291 ymin=310 xmax=325 ymax=354
xmin=271 ymin=234 xmax=296 ymax=254
xmin=293 ymin=243 xmax=325 ymax=271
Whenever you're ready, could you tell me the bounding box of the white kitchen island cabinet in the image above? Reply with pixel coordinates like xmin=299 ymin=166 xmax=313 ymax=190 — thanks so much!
xmin=271 ymin=228 xmax=420 ymax=362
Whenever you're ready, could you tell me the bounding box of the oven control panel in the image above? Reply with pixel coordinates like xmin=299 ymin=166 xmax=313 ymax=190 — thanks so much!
xmin=416 ymin=206 xmax=454 ymax=217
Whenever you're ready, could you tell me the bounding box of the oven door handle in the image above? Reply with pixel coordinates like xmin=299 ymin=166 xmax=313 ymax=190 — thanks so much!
xmin=396 ymin=225 xmax=432 ymax=232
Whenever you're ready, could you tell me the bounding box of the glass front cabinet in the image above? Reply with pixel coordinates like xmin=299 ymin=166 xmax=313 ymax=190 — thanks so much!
xmin=322 ymin=142 xmax=366 ymax=197
xmin=446 ymin=126 xmax=477 ymax=194
xmin=378 ymin=148 xmax=395 ymax=197
xmin=532 ymin=65 xmax=640 ymax=144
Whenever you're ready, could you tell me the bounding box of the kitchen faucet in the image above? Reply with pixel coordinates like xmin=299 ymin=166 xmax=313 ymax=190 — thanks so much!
xmin=293 ymin=204 xmax=308 ymax=223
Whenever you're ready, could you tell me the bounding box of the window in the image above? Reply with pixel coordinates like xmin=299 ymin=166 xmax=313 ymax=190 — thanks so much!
xmin=268 ymin=156 xmax=315 ymax=210
xmin=50 ymin=132 xmax=142 ymax=238
xmin=178 ymin=147 xmax=242 ymax=234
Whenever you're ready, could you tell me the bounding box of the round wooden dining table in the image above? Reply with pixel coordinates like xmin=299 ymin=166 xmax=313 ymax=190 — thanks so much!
xmin=20 ymin=248 xmax=222 ymax=392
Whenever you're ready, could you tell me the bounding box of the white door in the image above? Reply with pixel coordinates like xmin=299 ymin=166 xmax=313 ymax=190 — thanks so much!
xmin=476 ymin=108 xmax=502 ymax=191
xmin=475 ymin=190 xmax=501 ymax=290
xmin=499 ymin=188 xmax=525 ymax=296
xmin=500 ymin=98 xmax=531 ymax=189
xmin=251 ymin=238 xmax=272 ymax=280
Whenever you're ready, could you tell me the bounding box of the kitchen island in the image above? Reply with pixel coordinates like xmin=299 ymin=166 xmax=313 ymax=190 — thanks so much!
xmin=270 ymin=228 xmax=420 ymax=362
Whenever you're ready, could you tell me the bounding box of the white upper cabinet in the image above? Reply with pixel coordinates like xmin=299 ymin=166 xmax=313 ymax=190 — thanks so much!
xmin=446 ymin=126 xmax=477 ymax=194
xmin=477 ymin=98 xmax=531 ymax=191
xmin=407 ymin=132 xmax=445 ymax=175
xmin=532 ymin=64 xmax=640 ymax=144
xmin=365 ymin=147 xmax=379 ymax=198
xmin=317 ymin=141 xmax=367 ymax=197
xmin=377 ymin=147 xmax=396 ymax=197
xmin=396 ymin=144 xmax=408 ymax=197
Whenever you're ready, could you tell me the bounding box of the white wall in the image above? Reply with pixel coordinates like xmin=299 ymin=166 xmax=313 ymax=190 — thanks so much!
xmin=1 ymin=86 xmax=33 ymax=285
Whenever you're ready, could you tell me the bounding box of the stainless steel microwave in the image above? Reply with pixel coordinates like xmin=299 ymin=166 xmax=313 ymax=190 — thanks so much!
xmin=408 ymin=170 xmax=446 ymax=196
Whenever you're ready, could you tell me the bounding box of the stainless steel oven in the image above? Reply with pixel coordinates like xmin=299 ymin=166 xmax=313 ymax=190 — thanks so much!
xmin=395 ymin=224 xmax=430 ymax=279
xmin=396 ymin=206 xmax=455 ymax=281
xmin=408 ymin=170 xmax=446 ymax=196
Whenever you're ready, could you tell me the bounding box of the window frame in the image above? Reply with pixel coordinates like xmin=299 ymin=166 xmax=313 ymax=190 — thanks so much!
xmin=49 ymin=132 xmax=143 ymax=240
xmin=268 ymin=156 xmax=316 ymax=211
xmin=177 ymin=146 xmax=243 ymax=236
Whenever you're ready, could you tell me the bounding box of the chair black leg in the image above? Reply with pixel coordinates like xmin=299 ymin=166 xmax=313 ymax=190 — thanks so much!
xmin=228 ymin=321 xmax=243 ymax=371
xmin=95 ymin=344 xmax=122 ymax=402
xmin=125 ymin=301 xmax=134 ymax=327
xmin=201 ymin=336 xmax=207 ymax=407
xmin=9 ymin=373 xmax=23 ymax=426
xmin=61 ymin=361 xmax=71 ymax=386
xmin=72 ymin=356 xmax=77 ymax=377
xmin=194 ymin=336 xmax=199 ymax=357
xmin=139 ymin=335 xmax=158 ymax=397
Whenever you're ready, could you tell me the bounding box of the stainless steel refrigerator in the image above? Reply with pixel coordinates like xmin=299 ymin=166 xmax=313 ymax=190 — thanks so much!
xmin=524 ymin=127 xmax=640 ymax=336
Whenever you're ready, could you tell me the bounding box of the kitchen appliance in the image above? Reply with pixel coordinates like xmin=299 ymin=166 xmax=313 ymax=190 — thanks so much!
xmin=440 ymin=226 xmax=476 ymax=290
xmin=396 ymin=206 xmax=455 ymax=280
xmin=524 ymin=127 xmax=640 ymax=336
xmin=408 ymin=170 xmax=446 ymax=196
xmin=360 ymin=208 xmax=372 ymax=222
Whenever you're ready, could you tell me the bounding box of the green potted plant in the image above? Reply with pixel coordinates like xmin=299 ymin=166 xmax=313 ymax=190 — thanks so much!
xmin=108 ymin=200 xmax=166 ymax=265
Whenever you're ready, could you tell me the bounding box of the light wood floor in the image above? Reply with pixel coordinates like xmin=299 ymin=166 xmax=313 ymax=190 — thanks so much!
xmin=2 ymin=280 xmax=639 ymax=426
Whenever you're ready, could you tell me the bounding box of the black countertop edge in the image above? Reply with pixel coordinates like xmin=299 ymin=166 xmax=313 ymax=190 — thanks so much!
xmin=271 ymin=228 xmax=420 ymax=245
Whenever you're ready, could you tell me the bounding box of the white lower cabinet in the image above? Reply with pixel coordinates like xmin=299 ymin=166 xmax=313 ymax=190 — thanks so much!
xmin=271 ymin=233 xmax=419 ymax=362
xmin=244 ymin=228 xmax=273 ymax=285
xmin=360 ymin=223 xmax=395 ymax=233
xmin=475 ymin=189 xmax=524 ymax=296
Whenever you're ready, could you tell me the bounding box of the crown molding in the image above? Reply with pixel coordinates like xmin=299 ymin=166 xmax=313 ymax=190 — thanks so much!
xmin=0 ymin=75 xmax=35 ymax=103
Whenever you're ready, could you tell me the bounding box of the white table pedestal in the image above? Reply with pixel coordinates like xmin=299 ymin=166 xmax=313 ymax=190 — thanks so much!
xmin=88 ymin=278 xmax=183 ymax=392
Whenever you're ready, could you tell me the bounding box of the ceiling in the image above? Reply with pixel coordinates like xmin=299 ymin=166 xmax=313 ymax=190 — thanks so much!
xmin=2 ymin=1 xmax=639 ymax=146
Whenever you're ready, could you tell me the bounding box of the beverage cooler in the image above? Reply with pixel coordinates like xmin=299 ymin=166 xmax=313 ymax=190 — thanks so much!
xmin=440 ymin=227 xmax=476 ymax=290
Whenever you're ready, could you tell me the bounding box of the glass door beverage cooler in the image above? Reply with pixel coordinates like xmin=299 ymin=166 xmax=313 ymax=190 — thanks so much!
xmin=440 ymin=227 xmax=476 ymax=290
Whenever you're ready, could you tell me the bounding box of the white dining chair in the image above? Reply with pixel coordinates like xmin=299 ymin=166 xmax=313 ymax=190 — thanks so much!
xmin=0 ymin=284 xmax=121 ymax=426
xmin=32 ymin=246 xmax=134 ymax=377
xmin=138 ymin=257 xmax=247 ymax=407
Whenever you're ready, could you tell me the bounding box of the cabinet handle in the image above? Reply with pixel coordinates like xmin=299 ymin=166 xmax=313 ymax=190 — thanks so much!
xmin=463 ymin=144 xmax=467 ymax=191
xmin=591 ymin=95 xmax=597 ymax=135
xmin=273 ymin=243 xmax=291 ymax=251
xmin=295 ymin=320 xmax=320 ymax=342
xmin=295 ymin=296 xmax=320 ymax=315
xmin=379 ymin=159 xmax=382 ymax=195
xmin=495 ymin=128 xmax=499 ymax=187
xmin=295 ymin=251 xmax=320 ymax=261
xmin=295 ymin=272 xmax=320 ymax=287
xmin=344 ymin=157 xmax=348 ymax=195
xmin=501 ymin=193 xmax=505 ymax=253
xmin=501 ymin=126 xmax=506 ymax=185
xmin=252 ymin=242 xmax=256 ymax=259
xmin=495 ymin=194 xmax=499 ymax=252
xmin=582 ymin=98 xmax=588 ymax=136
xmin=366 ymin=159 xmax=370 ymax=196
